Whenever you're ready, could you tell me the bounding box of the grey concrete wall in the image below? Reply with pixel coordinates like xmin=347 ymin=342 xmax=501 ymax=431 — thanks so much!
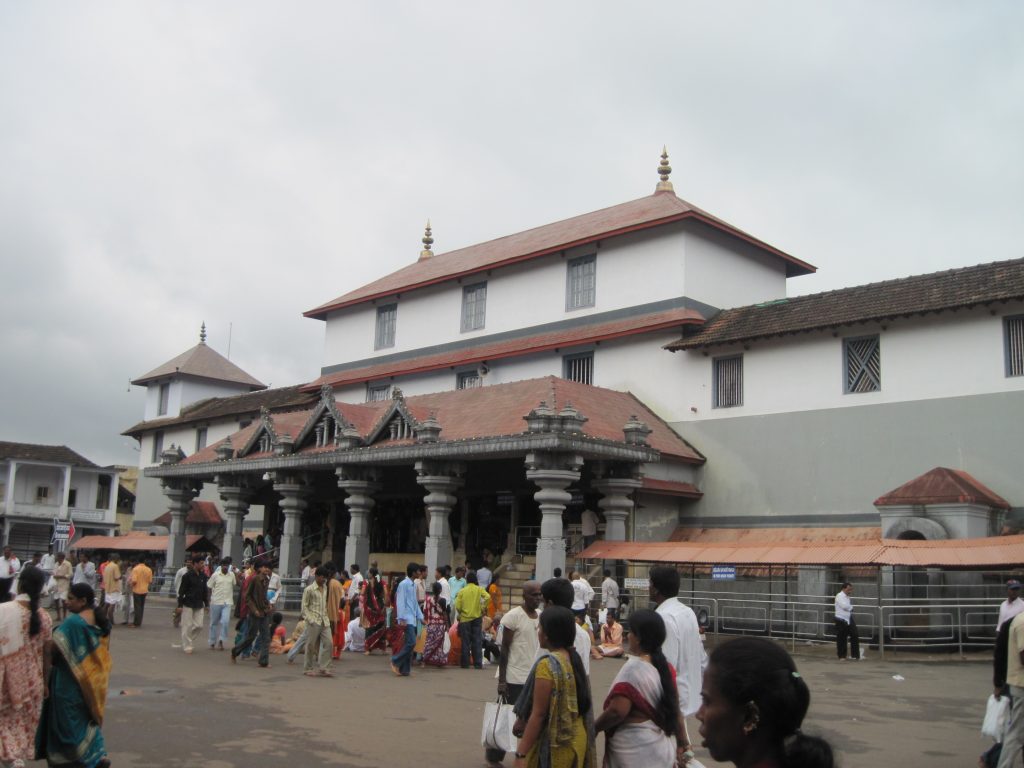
xmin=673 ymin=390 xmax=1024 ymax=525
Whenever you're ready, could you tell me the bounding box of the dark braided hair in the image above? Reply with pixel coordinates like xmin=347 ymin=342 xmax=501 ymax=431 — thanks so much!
xmin=709 ymin=638 xmax=833 ymax=768
xmin=17 ymin=564 xmax=46 ymax=637
xmin=626 ymin=609 xmax=680 ymax=738
xmin=68 ymin=582 xmax=111 ymax=635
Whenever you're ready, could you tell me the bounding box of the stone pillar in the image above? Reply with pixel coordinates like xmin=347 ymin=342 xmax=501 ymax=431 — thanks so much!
xmin=526 ymin=452 xmax=583 ymax=582
xmin=416 ymin=461 xmax=465 ymax=579
xmin=273 ymin=475 xmax=310 ymax=578
xmin=160 ymin=479 xmax=199 ymax=594
xmin=592 ymin=463 xmax=643 ymax=543
xmin=217 ymin=480 xmax=253 ymax=566
xmin=337 ymin=466 xmax=380 ymax=573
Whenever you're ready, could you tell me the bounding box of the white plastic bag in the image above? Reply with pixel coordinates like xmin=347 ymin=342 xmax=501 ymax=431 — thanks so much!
xmin=481 ymin=697 xmax=516 ymax=753
xmin=442 ymin=631 xmax=452 ymax=655
xmin=982 ymin=694 xmax=1010 ymax=742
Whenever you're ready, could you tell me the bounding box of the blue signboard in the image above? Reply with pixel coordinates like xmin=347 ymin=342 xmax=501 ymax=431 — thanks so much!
xmin=712 ymin=565 xmax=736 ymax=581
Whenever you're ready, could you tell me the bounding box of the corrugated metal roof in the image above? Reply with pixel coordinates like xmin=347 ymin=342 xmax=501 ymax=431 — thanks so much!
xmin=580 ymin=534 xmax=1024 ymax=568
xmin=71 ymin=533 xmax=212 ymax=552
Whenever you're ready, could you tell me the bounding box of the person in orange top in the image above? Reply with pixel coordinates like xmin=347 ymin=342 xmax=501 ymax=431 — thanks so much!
xmin=130 ymin=559 xmax=154 ymax=627
xmin=327 ymin=566 xmax=345 ymax=660
xmin=487 ymin=573 xmax=503 ymax=619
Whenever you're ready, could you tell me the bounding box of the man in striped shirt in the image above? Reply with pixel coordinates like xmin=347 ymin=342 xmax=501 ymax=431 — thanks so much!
xmin=302 ymin=567 xmax=334 ymax=677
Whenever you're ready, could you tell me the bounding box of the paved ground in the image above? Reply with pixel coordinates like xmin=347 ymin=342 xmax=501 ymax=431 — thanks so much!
xmin=24 ymin=599 xmax=996 ymax=767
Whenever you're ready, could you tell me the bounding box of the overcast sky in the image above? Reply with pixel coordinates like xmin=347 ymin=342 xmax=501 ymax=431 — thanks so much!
xmin=1 ymin=2 xmax=1021 ymax=467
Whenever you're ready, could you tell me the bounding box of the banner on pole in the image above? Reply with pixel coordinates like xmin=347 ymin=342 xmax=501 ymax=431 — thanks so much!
xmin=52 ymin=518 xmax=75 ymax=545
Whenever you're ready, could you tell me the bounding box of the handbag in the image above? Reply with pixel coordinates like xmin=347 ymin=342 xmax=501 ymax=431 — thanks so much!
xmin=982 ymin=694 xmax=1010 ymax=741
xmin=481 ymin=695 xmax=516 ymax=753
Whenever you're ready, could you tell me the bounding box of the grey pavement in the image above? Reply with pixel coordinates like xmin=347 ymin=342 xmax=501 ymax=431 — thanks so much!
xmin=25 ymin=600 xmax=995 ymax=767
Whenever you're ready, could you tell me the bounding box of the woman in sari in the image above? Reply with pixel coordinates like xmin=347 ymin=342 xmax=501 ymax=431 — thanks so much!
xmin=361 ymin=569 xmax=388 ymax=654
xmin=487 ymin=573 xmax=503 ymax=619
xmin=595 ymin=609 xmax=687 ymax=768
xmin=422 ymin=582 xmax=449 ymax=667
xmin=385 ymin=576 xmax=405 ymax=655
xmin=36 ymin=581 xmax=111 ymax=768
xmin=1 ymin=566 xmax=53 ymax=768
xmin=513 ymin=606 xmax=591 ymax=768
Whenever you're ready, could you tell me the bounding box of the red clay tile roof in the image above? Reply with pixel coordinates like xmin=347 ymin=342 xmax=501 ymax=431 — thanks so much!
xmin=641 ymin=478 xmax=703 ymax=498
xmin=71 ymin=533 xmax=213 ymax=552
xmin=131 ymin=341 xmax=267 ymax=388
xmin=122 ymin=385 xmax=316 ymax=437
xmin=152 ymin=500 xmax=224 ymax=527
xmin=183 ymin=376 xmax=704 ymax=465
xmin=0 ymin=441 xmax=99 ymax=468
xmin=669 ymin=526 xmax=882 ymax=543
xmin=874 ymin=467 xmax=1010 ymax=509
xmin=306 ymin=307 xmax=705 ymax=390
xmin=305 ymin=192 xmax=814 ymax=319
xmin=667 ymin=257 xmax=1024 ymax=350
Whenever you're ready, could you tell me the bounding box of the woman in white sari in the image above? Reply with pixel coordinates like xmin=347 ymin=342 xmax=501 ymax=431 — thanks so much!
xmin=594 ymin=609 xmax=692 ymax=768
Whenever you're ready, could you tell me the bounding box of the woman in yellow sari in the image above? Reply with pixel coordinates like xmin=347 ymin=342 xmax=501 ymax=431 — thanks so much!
xmin=35 ymin=581 xmax=112 ymax=767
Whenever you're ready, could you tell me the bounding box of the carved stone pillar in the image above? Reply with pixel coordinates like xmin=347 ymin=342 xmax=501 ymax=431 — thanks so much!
xmin=415 ymin=460 xmax=465 ymax=579
xmin=217 ymin=478 xmax=253 ymax=566
xmin=273 ymin=474 xmax=310 ymax=577
xmin=160 ymin=478 xmax=199 ymax=594
xmin=592 ymin=463 xmax=643 ymax=542
xmin=525 ymin=452 xmax=583 ymax=582
xmin=337 ymin=466 xmax=380 ymax=572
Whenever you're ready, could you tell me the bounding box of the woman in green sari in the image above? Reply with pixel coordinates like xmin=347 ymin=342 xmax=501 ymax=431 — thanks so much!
xmin=35 ymin=582 xmax=112 ymax=768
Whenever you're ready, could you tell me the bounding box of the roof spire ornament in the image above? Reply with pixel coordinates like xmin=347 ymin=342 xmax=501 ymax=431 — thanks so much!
xmin=655 ymin=145 xmax=674 ymax=193
xmin=418 ymin=219 xmax=434 ymax=261
xmin=200 ymin=322 xmax=207 ymax=344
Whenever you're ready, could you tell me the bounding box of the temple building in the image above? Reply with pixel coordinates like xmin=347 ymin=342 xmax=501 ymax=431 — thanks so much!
xmin=129 ymin=150 xmax=1024 ymax=581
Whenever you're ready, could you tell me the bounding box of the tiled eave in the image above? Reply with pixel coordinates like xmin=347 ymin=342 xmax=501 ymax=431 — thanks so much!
xmin=145 ymin=433 xmax=661 ymax=481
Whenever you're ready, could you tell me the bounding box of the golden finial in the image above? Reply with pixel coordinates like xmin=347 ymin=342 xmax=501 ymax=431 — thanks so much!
xmin=655 ymin=145 xmax=674 ymax=193
xmin=418 ymin=219 xmax=434 ymax=261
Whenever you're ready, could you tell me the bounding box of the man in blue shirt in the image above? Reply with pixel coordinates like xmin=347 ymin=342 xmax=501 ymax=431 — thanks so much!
xmin=448 ymin=565 xmax=467 ymax=620
xmin=390 ymin=561 xmax=424 ymax=677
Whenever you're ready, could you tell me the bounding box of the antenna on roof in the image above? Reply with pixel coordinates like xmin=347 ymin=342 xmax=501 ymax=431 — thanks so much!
xmin=227 ymin=322 xmax=233 ymax=359
xmin=655 ymin=146 xmax=674 ymax=194
xmin=419 ymin=219 xmax=434 ymax=261
xmin=199 ymin=322 xmax=207 ymax=344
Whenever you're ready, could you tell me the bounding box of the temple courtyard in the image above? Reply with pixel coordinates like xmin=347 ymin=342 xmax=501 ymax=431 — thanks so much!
xmin=27 ymin=599 xmax=995 ymax=768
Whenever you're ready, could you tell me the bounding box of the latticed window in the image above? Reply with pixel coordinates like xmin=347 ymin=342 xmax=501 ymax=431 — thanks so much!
xmin=366 ymin=383 xmax=391 ymax=402
xmin=461 ymin=283 xmax=487 ymax=332
xmin=566 ymin=255 xmax=596 ymax=310
xmin=375 ymin=304 xmax=397 ymax=349
xmin=563 ymin=352 xmax=594 ymax=385
xmin=713 ymin=355 xmax=743 ymax=408
xmin=844 ymin=335 xmax=881 ymax=393
xmin=457 ymin=370 xmax=482 ymax=389
xmin=1006 ymin=316 xmax=1024 ymax=377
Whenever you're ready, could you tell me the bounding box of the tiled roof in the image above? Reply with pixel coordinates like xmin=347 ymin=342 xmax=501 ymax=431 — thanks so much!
xmin=152 ymin=500 xmax=225 ymax=527
xmin=667 ymin=257 xmax=1024 ymax=350
xmin=641 ymin=478 xmax=703 ymax=498
xmin=71 ymin=532 xmax=213 ymax=553
xmin=122 ymin=385 xmax=316 ymax=437
xmin=0 ymin=441 xmax=99 ymax=468
xmin=131 ymin=341 xmax=267 ymax=388
xmin=874 ymin=467 xmax=1010 ymax=510
xmin=305 ymin=191 xmax=814 ymax=319
xmin=306 ymin=307 xmax=705 ymax=391
xmin=182 ymin=376 xmax=705 ymax=465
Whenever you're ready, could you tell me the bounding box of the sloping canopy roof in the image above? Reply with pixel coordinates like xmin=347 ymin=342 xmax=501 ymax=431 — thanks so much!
xmin=305 ymin=191 xmax=814 ymax=319
xmin=71 ymin=533 xmax=215 ymax=553
xmin=306 ymin=307 xmax=705 ymax=391
xmin=667 ymin=257 xmax=1024 ymax=351
xmin=580 ymin=533 xmax=1024 ymax=568
xmin=874 ymin=467 xmax=1010 ymax=510
xmin=153 ymin=500 xmax=224 ymax=527
xmin=131 ymin=341 xmax=266 ymax=389
xmin=0 ymin=441 xmax=99 ymax=468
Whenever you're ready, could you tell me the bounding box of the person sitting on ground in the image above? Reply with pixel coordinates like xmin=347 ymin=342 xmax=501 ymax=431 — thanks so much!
xmin=597 ymin=611 xmax=625 ymax=658
xmin=268 ymin=612 xmax=287 ymax=653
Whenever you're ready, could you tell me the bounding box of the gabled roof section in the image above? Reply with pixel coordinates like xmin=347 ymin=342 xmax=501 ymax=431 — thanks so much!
xmin=153 ymin=500 xmax=224 ymax=527
xmin=874 ymin=467 xmax=1010 ymax=510
xmin=304 ymin=191 xmax=814 ymax=319
xmin=0 ymin=441 xmax=99 ymax=468
xmin=364 ymin=389 xmax=425 ymax=445
xmin=131 ymin=340 xmax=267 ymax=389
xmin=305 ymin=306 xmax=704 ymax=391
xmin=668 ymin=257 xmax=1024 ymax=351
xmin=294 ymin=385 xmax=360 ymax=450
xmin=238 ymin=407 xmax=286 ymax=458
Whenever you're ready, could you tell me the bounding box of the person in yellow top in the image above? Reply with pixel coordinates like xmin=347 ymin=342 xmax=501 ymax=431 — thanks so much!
xmin=453 ymin=570 xmax=491 ymax=669
xmin=130 ymin=558 xmax=154 ymax=628
xmin=101 ymin=554 xmax=122 ymax=623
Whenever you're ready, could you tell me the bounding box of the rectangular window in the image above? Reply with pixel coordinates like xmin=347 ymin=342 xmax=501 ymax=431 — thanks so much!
xmin=366 ymin=383 xmax=391 ymax=402
xmin=195 ymin=427 xmax=208 ymax=452
xmin=36 ymin=486 xmax=49 ymax=502
xmin=457 ymin=370 xmax=482 ymax=389
xmin=67 ymin=488 xmax=77 ymax=507
xmin=566 ymin=255 xmax=596 ymax=310
xmin=713 ymin=355 xmax=744 ymax=408
xmin=96 ymin=476 xmax=112 ymax=509
xmin=375 ymin=304 xmax=397 ymax=349
xmin=151 ymin=431 xmax=165 ymax=463
xmin=844 ymin=335 xmax=881 ymax=393
xmin=1006 ymin=315 xmax=1024 ymax=377
xmin=158 ymin=382 xmax=170 ymax=416
xmin=461 ymin=282 xmax=487 ymax=332
xmin=563 ymin=352 xmax=594 ymax=385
